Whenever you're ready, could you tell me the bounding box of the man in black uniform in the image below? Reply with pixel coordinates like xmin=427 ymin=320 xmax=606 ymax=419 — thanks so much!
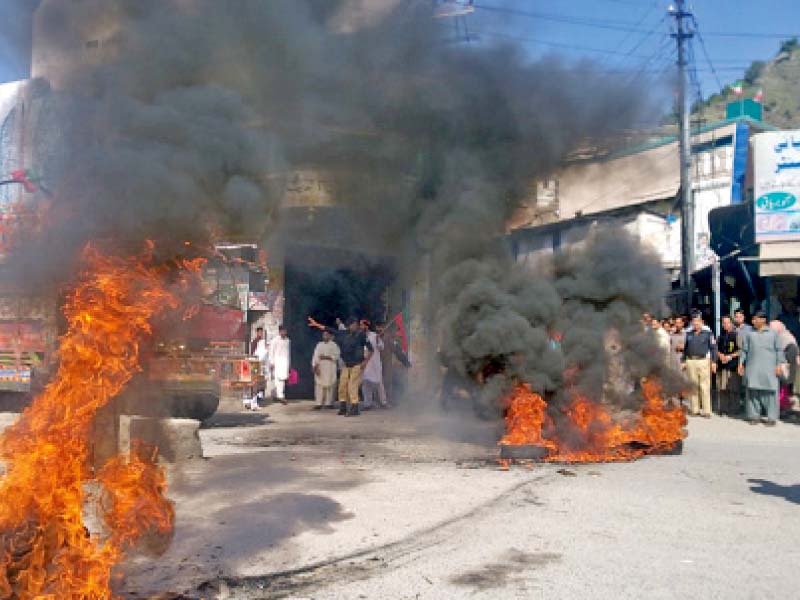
xmin=308 ymin=316 xmax=373 ymax=417
xmin=682 ymin=310 xmax=717 ymax=418
xmin=717 ymin=315 xmax=741 ymax=416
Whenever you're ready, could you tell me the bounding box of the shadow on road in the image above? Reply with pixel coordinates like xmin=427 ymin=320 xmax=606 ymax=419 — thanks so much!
xmin=119 ymin=454 xmax=364 ymax=598
xmin=748 ymin=478 xmax=800 ymax=505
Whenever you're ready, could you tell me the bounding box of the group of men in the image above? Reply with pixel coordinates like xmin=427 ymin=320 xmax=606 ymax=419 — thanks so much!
xmin=307 ymin=316 xmax=391 ymax=416
xmin=246 ymin=317 xmax=392 ymax=416
xmin=648 ymin=309 xmax=795 ymax=426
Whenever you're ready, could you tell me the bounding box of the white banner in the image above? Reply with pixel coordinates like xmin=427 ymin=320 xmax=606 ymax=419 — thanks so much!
xmin=753 ymin=130 xmax=800 ymax=242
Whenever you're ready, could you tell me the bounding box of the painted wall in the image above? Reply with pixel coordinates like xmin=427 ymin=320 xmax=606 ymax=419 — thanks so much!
xmin=513 ymin=212 xmax=680 ymax=273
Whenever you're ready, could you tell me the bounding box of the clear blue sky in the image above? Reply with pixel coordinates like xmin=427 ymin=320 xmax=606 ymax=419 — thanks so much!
xmin=1 ymin=0 xmax=798 ymax=104
xmin=464 ymin=1 xmax=800 ymax=106
xmin=0 ymin=0 xmax=38 ymax=84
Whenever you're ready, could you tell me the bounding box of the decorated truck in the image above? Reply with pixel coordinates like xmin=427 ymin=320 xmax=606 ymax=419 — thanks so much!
xmin=0 ymin=293 xmax=58 ymax=408
xmin=0 ymin=248 xmax=263 ymax=421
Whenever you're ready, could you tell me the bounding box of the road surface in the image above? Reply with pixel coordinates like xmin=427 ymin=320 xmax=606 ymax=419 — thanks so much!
xmin=118 ymin=402 xmax=800 ymax=600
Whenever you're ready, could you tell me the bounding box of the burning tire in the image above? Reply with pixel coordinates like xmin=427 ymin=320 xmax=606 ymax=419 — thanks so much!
xmin=499 ymin=444 xmax=551 ymax=460
xmin=639 ymin=439 xmax=684 ymax=456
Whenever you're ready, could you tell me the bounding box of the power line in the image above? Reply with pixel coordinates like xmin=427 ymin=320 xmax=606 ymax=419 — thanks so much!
xmin=614 ymin=15 xmax=669 ymax=67
xmin=474 ymin=3 xmax=662 ymax=33
xmin=470 ymin=30 xmax=789 ymax=77
xmin=687 ymin=36 xmax=705 ymax=108
xmin=625 ymin=35 xmax=674 ymax=82
xmin=470 ymin=30 xmax=653 ymax=57
xmin=705 ymin=58 xmax=779 ymax=63
xmin=691 ymin=18 xmax=724 ymax=93
xmin=609 ymin=2 xmax=663 ymax=57
xmin=703 ymin=31 xmax=800 ymax=39
xmin=594 ymin=0 xmax=658 ymax=6
xmin=472 ymin=3 xmax=799 ymax=39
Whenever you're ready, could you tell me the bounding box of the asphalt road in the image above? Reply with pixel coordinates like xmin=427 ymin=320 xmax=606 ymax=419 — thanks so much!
xmin=117 ymin=403 xmax=800 ymax=600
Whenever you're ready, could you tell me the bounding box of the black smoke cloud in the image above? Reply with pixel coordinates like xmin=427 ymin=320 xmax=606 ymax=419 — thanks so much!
xmin=17 ymin=1 xmax=649 ymax=270
xmin=16 ymin=0 xmax=668 ymax=410
xmin=438 ymin=225 xmax=681 ymax=417
xmin=553 ymin=227 xmax=683 ymax=406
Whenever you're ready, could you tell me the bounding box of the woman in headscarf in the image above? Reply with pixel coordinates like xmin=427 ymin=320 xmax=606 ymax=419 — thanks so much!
xmin=769 ymin=319 xmax=799 ymax=414
xmin=668 ymin=319 xmax=686 ymax=372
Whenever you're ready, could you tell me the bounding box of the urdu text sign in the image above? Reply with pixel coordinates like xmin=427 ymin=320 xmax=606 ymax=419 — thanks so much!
xmin=754 ymin=130 xmax=800 ymax=243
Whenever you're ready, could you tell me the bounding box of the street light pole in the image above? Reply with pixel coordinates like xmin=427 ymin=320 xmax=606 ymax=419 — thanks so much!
xmin=671 ymin=1 xmax=694 ymax=313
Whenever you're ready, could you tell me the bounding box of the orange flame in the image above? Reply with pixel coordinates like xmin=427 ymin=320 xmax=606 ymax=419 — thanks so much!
xmin=499 ymin=384 xmax=556 ymax=451
xmin=0 ymin=244 xmax=202 ymax=599
xmin=500 ymin=380 xmax=686 ymax=465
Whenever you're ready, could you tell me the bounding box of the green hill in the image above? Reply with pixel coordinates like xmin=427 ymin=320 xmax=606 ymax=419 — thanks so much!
xmin=692 ymin=38 xmax=800 ymax=128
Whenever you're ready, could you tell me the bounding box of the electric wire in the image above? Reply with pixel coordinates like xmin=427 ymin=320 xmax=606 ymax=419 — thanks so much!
xmin=472 ymin=3 xmax=799 ymax=39
xmin=470 ymin=29 xmax=653 ymax=57
xmin=691 ymin=17 xmax=725 ymax=93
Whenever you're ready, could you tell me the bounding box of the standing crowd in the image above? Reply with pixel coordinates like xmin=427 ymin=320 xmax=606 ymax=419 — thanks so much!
xmin=646 ymin=309 xmax=800 ymax=426
xmin=308 ymin=316 xmax=391 ymax=417
xmin=246 ymin=316 xmax=397 ymax=417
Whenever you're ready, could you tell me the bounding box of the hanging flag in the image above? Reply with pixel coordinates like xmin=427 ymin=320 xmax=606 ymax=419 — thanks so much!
xmin=731 ymin=81 xmax=744 ymax=96
xmin=753 ymin=88 xmax=764 ymax=103
xmin=392 ymin=312 xmax=408 ymax=353
xmin=10 ymin=169 xmax=37 ymax=193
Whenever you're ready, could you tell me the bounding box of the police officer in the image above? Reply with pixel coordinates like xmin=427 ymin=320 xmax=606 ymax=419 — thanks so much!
xmin=682 ymin=310 xmax=717 ymax=418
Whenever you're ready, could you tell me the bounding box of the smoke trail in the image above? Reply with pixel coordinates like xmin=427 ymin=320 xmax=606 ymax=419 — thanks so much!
xmin=13 ymin=1 xmax=650 ymax=271
xmin=12 ymin=1 xmax=666 ymax=414
xmin=438 ymin=225 xmax=681 ymax=417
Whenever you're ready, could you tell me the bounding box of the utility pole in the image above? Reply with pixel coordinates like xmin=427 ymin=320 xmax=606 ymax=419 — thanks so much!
xmin=670 ymin=1 xmax=694 ymax=313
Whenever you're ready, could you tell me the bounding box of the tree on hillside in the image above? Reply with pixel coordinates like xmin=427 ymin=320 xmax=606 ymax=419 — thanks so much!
xmin=779 ymin=37 xmax=798 ymax=55
xmin=744 ymin=61 xmax=765 ymax=84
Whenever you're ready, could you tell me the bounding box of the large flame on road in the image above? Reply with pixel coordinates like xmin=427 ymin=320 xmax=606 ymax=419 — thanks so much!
xmin=0 ymin=244 xmax=202 ymax=599
xmin=500 ymin=379 xmax=686 ymax=465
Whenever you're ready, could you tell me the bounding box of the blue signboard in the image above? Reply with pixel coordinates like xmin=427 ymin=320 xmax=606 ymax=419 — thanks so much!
xmin=730 ymin=121 xmax=749 ymax=204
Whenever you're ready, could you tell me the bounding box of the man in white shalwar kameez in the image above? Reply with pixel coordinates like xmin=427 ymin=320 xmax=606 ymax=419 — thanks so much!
xmin=312 ymin=330 xmax=340 ymax=409
xmin=269 ymin=325 xmax=291 ymax=405
xmin=247 ymin=327 xmax=269 ymax=410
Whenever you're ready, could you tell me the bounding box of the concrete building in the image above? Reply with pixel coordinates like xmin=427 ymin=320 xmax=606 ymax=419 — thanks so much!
xmin=508 ymin=109 xmax=776 ymax=315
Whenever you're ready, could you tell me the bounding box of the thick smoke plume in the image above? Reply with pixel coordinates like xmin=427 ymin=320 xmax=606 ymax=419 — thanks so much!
xmin=438 ymin=226 xmax=682 ymax=417
xmin=18 ymin=1 xmax=649 ymax=274
xmin=15 ymin=0 xmax=667 ymax=412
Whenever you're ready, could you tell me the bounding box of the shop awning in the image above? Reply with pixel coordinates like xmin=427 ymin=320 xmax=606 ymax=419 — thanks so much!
xmin=758 ymin=242 xmax=800 ymax=276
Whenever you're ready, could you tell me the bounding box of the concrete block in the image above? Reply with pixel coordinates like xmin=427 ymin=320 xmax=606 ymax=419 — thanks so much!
xmin=126 ymin=417 xmax=203 ymax=463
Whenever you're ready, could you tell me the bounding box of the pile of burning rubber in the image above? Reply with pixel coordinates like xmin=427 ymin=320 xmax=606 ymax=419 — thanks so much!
xmin=498 ymin=379 xmax=686 ymax=467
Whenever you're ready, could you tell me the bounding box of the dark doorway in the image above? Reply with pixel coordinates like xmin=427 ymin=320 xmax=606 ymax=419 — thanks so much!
xmin=284 ymin=244 xmax=395 ymax=399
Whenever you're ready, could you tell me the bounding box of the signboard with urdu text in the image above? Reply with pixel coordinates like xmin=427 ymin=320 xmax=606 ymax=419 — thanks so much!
xmin=754 ymin=130 xmax=800 ymax=242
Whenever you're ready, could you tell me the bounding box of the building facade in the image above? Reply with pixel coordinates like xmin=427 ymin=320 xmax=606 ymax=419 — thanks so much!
xmin=508 ymin=109 xmax=777 ymax=321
